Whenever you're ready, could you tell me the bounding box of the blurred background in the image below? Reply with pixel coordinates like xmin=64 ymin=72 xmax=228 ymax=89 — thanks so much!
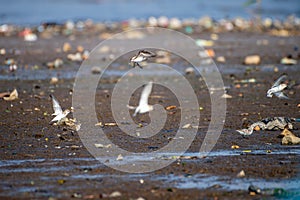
xmin=1 ymin=0 xmax=299 ymax=25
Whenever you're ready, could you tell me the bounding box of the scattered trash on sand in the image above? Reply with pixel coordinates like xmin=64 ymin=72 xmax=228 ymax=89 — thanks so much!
xmin=216 ymin=56 xmax=226 ymax=63
xmin=281 ymin=128 xmax=300 ymax=145
xmin=237 ymin=170 xmax=245 ymax=178
xmin=50 ymin=77 xmax=59 ymax=84
xmin=185 ymin=67 xmax=195 ymax=75
xmin=248 ymin=185 xmax=292 ymax=197
xmin=195 ymin=39 xmax=214 ymax=47
xmin=280 ymin=57 xmax=297 ymax=65
xmin=116 ymin=154 xmax=123 ymax=161
xmin=47 ymin=58 xmax=63 ymax=68
xmin=221 ymin=93 xmax=232 ymax=99
xmin=91 ymin=66 xmax=102 ymax=74
xmin=2 ymin=89 xmax=18 ymax=101
xmin=236 ymin=117 xmax=299 ymax=136
xmin=243 ymin=55 xmax=261 ymax=65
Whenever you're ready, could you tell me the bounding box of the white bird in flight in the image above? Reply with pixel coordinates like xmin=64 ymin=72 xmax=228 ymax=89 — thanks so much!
xmin=127 ymin=82 xmax=154 ymax=116
xmin=267 ymin=75 xmax=289 ymax=99
xmin=50 ymin=94 xmax=70 ymax=124
xmin=130 ymin=50 xmax=156 ymax=68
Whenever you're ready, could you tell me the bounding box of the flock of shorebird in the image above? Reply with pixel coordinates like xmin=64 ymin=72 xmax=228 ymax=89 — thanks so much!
xmin=49 ymin=50 xmax=157 ymax=124
xmin=49 ymin=50 xmax=297 ymax=136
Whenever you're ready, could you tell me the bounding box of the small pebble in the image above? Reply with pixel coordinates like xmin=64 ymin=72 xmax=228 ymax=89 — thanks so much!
xmin=244 ymin=55 xmax=261 ymax=65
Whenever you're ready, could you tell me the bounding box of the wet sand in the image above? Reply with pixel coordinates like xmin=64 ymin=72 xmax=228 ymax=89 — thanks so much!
xmin=0 ymin=29 xmax=300 ymax=199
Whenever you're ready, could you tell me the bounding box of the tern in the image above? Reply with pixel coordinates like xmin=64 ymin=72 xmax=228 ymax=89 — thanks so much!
xmin=49 ymin=94 xmax=70 ymax=124
xmin=127 ymin=82 xmax=154 ymax=116
xmin=267 ymin=75 xmax=289 ymax=99
xmin=130 ymin=50 xmax=156 ymax=68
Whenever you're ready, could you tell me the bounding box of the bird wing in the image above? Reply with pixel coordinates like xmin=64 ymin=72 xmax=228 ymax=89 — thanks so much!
xmin=138 ymin=82 xmax=153 ymax=106
xmin=272 ymin=75 xmax=287 ymax=88
xmin=50 ymin=113 xmax=62 ymax=123
xmin=126 ymin=105 xmax=137 ymax=110
xmin=139 ymin=50 xmax=156 ymax=58
xmin=50 ymin=94 xmax=62 ymax=116
xmin=274 ymin=92 xmax=289 ymax=99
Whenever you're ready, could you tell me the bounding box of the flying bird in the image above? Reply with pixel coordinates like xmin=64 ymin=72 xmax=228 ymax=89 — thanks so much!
xmin=267 ymin=75 xmax=289 ymax=99
xmin=130 ymin=50 xmax=156 ymax=68
xmin=127 ymin=82 xmax=154 ymax=116
xmin=49 ymin=94 xmax=70 ymax=124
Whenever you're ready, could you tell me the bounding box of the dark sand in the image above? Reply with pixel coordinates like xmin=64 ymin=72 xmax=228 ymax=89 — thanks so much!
xmin=0 ymin=30 xmax=300 ymax=199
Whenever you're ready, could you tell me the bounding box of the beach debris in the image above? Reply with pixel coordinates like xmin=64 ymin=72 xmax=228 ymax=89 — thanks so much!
xmin=91 ymin=66 xmax=102 ymax=74
xmin=64 ymin=118 xmax=81 ymax=131
xmin=82 ymin=50 xmax=89 ymax=60
xmin=237 ymin=170 xmax=245 ymax=178
xmin=0 ymin=91 xmax=10 ymax=98
xmin=47 ymin=58 xmax=63 ymax=68
xmin=182 ymin=123 xmax=199 ymax=129
xmin=221 ymin=93 xmax=232 ymax=99
xmin=71 ymin=193 xmax=82 ymax=198
xmin=76 ymin=45 xmax=84 ymax=53
xmin=49 ymin=94 xmax=70 ymax=125
xmin=280 ymin=57 xmax=297 ymax=65
xmin=244 ymin=55 xmax=260 ymax=65
xmin=9 ymin=63 xmax=18 ymax=72
xmin=195 ymin=39 xmax=214 ymax=47
xmin=63 ymin=42 xmax=72 ymax=52
xmin=3 ymin=89 xmax=18 ymax=101
xmin=4 ymin=58 xmax=18 ymax=72
xmin=210 ymin=33 xmax=219 ymax=40
xmin=185 ymin=67 xmax=195 ymax=75
xmin=109 ymin=191 xmax=122 ymax=198
xmin=248 ymin=184 xmax=290 ymax=197
xmin=158 ymin=16 xmax=169 ymax=27
xmin=95 ymin=122 xmax=118 ymax=127
xmin=169 ymin=17 xmax=182 ymax=29
xmin=267 ymin=74 xmax=289 ymax=99
xmin=0 ymin=48 xmax=6 ymax=55
xmin=231 ymin=145 xmax=240 ymax=149
xmin=236 ymin=117 xmax=299 ymax=136
xmin=216 ymin=56 xmax=226 ymax=63
xmin=127 ymin=82 xmax=154 ymax=116
xmin=67 ymin=52 xmax=82 ymax=62
xmin=94 ymin=143 xmax=112 ymax=148
xmin=130 ymin=50 xmax=156 ymax=68
xmin=281 ymin=128 xmax=300 ymax=145
xmin=24 ymin=33 xmax=37 ymax=42
xmin=166 ymin=105 xmax=177 ymax=110
xmin=205 ymin=49 xmax=215 ymax=57
xmin=248 ymin=185 xmax=261 ymax=195
xmin=116 ymin=154 xmax=123 ymax=161
xmin=234 ymin=78 xmax=256 ymax=84
xmin=198 ymin=16 xmax=213 ymax=29
xmin=50 ymin=77 xmax=59 ymax=84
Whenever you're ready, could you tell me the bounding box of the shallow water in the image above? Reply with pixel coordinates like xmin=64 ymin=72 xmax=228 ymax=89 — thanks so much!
xmin=1 ymin=148 xmax=299 ymax=172
xmin=1 ymin=64 xmax=299 ymax=81
xmin=1 ymin=0 xmax=299 ymax=25
xmin=1 ymin=148 xmax=300 ymax=197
